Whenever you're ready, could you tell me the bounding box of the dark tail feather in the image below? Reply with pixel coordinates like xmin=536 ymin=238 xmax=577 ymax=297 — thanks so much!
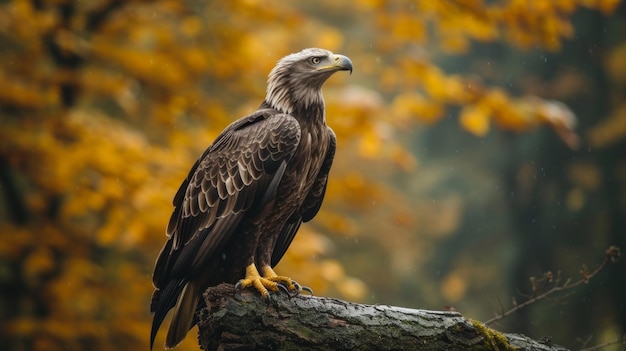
xmin=150 ymin=280 xmax=185 ymax=350
xmin=150 ymin=314 xmax=161 ymax=350
xmin=191 ymin=299 xmax=206 ymax=327
xmin=165 ymin=281 xmax=200 ymax=348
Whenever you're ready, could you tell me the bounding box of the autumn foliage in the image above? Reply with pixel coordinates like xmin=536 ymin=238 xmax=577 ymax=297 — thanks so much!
xmin=1 ymin=1 xmax=624 ymax=350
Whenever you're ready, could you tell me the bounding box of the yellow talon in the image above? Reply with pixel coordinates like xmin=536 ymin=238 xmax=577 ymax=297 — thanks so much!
xmin=260 ymin=266 xmax=297 ymax=291
xmin=235 ymin=263 xmax=280 ymax=298
xmin=235 ymin=263 xmax=308 ymax=298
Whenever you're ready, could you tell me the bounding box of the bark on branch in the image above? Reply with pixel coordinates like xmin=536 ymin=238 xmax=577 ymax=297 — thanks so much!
xmin=198 ymin=284 xmax=568 ymax=351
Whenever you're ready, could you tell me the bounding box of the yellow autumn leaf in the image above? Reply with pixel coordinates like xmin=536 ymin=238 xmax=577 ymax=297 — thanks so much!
xmin=314 ymin=27 xmax=344 ymax=51
xmin=459 ymin=104 xmax=491 ymax=137
xmin=587 ymin=103 xmax=626 ymax=148
xmin=441 ymin=34 xmax=469 ymax=54
xmin=358 ymin=129 xmax=383 ymax=158
xmin=337 ymin=277 xmax=367 ymax=301
xmin=598 ymin=0 xmax=622 ymax=14
xmin=441 ymin=271 xmax=468 ymax=303
xmin=23 ymin=247 xmax=56 ymax=279
xmin=390 ymin=145 xmax=418 ymax=171
xmin=319 ymin=259 xmax=346 ymax=282
xmin=391 ymin=91 xmax=444 ymax=124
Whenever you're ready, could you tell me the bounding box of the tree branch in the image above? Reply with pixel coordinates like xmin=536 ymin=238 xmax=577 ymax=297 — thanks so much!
xmin=485 ymin=246 xmax=621 ymax=326
xmin=198 ymin=284 xmax=569 ymax=351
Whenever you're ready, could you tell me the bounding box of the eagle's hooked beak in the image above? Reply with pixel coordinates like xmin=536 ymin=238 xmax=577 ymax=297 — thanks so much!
xmin=318 ymin=54 xmax=353 ymax=75
xmin=333 ymin=54 xmax=353 ymax=74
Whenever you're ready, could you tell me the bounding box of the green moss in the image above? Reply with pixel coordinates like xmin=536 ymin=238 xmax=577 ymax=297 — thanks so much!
xmin=471 ymin=320 xmax=517 ymax=351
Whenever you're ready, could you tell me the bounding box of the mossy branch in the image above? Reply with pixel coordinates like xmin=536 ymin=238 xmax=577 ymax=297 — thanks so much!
xmin=197 ymin=284 xmax=569 ymax=351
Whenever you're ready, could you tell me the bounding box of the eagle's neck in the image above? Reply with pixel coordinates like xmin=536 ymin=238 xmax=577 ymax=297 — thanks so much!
xmin=265 ymin=72 xmax=326 ymax=122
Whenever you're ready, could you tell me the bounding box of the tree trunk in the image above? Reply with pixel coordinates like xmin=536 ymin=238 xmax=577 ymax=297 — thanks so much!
xmin=197 ymin=284 xmax=568 ymax=351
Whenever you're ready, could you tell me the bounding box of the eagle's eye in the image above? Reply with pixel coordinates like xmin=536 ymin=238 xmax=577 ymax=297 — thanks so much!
xmin=310 ymin=57 xmax=321 ymax=65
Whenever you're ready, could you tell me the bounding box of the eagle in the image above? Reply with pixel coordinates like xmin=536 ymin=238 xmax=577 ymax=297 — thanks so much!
xmin=150 ymin=48 xmax=353 ymax=349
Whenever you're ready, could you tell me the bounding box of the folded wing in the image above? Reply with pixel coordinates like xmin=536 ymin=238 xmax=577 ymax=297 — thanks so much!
xmin=150 ymin=109 xmax=301 ymax=349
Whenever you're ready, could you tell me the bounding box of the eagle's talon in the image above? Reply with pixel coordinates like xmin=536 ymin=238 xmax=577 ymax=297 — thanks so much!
xmin=234 ymin=280 xmax=243 ymax=291
xmin=301 ymin=285 xmax=314 ymax=296
xmin=233 ymin=286 xmax=244 ymax=301
xmin=233 ymin=280 xmax=249 ymax=300
xmin=237 ymin=264 xmax=309 ymax=299
xmin=287 ymin=281 xmax=302 ymax=298
xmin=267 ymin=276 xmax=296 ymax=291
xmin=292 ymin=280 xmax=301 ymax=291
xmin=276 ymin=283 xmax=291 ymax=296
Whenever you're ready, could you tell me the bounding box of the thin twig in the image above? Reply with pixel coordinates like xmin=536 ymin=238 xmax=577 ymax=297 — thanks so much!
xmin=485 ymin=246 xmax=621 ymax=326
xmin=579 ymin=335 xmax=625 ymax=351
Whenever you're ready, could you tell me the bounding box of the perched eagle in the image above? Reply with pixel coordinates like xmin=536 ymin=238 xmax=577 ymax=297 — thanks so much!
xmin=150 ymin=48 xmax=353 ymax=349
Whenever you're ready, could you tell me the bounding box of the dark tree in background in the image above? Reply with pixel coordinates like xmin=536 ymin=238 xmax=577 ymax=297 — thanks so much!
xmin=501 ymin=7 xmax=626 ymax=342
xmin=412 ymin=4 xmax=626 ymax=345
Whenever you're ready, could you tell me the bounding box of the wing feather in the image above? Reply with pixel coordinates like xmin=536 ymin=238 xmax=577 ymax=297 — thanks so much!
xmin=270 ymin=127 xmax=336 ymax=266
xmin=270 ymin=214 xmax=303 ymax=267
xmin=197 ymin=191 xmax=208 ymax=213
xmin=302 ymin=128 xmax=336 ymax=222
xmin=152 ymin=107 xmax=301 ymax=292
xmin=151 ymin=109 xmax=302 ymax=349
xmin=238 ymin=159 xmax=251 ymax=185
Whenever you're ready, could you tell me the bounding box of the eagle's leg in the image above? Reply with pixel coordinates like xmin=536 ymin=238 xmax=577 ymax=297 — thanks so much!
xmin=235 ymin=263 xmax=281 ymax=298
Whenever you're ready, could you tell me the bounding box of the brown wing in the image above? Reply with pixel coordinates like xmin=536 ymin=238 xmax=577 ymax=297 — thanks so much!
xmin=150 ymin=109 xmax=301 ymax=348
xmin=270 ymin=127 xmax=336 ymax=267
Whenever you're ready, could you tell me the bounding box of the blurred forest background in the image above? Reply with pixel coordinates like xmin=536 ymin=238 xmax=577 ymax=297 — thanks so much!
xmin=1 ymin=0 xmax=625 ymax=350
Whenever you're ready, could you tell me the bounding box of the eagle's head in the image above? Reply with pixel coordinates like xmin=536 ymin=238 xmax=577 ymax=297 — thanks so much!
xmin=265 ymin=48 xmax=353 ymax=115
